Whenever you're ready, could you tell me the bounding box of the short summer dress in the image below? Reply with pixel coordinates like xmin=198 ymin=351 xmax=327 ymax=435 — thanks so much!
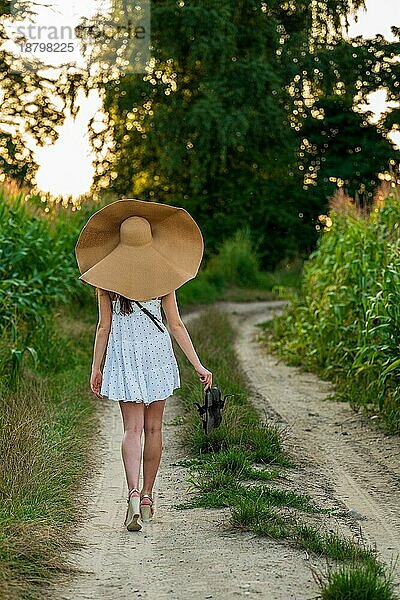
xmin=100 ymin=297 xmax=180 ymax=404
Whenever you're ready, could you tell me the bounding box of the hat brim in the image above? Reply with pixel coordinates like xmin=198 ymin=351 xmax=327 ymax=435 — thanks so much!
xmin=79 ymin=242 xmax=198 ymax=301
xmin=75 ymin=198 xmax=204 ymax=300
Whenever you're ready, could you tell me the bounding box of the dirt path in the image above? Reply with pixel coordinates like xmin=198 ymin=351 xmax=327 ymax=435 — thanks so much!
xmin=49 ymin=302 xmax=400 ymax=600
xmin=226 ymin=301 xmax=400 ymax=580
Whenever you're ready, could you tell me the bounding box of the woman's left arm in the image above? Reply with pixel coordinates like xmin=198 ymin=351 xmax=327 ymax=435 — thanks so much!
xmin=162 ymin=291 xmax=213 ymax=390
xmin=90 ymin=288 xmax=112 ymax=399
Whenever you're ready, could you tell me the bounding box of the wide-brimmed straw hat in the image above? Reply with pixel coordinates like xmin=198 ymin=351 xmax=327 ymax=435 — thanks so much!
xmin=75 ymin=198 xmax=204 ymax=301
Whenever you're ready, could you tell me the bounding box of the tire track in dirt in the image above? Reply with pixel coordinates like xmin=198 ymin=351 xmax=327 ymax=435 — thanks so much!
xmin=225 ymin=300 xmax=400 ymax=584
xmin=48 ymin=305 xmax=327 ymax=600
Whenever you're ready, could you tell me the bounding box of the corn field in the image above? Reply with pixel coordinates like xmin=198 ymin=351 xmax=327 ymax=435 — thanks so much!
xmin=273 ymin=185 xmax=400 ymax=433
xmin=0 ymin=182 xmax=99 ymax=382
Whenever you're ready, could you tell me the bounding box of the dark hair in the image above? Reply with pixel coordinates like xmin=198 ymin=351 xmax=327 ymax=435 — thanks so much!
xmin=108 ymin=291 xmax=135 ymax=315
xmin=98 ymin=290 xmax=162 ymax=316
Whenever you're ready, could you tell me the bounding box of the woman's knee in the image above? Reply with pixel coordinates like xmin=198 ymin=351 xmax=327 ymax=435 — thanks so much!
xmin=124 ymin=423 xmax=144 ymax=436
xmin=120 ymin=401 xmax=145 ymax=434
xmin=144 ymin=399 xmax=165 ymax=434
xmin=144 ymin=423 xmax=162 ymax=435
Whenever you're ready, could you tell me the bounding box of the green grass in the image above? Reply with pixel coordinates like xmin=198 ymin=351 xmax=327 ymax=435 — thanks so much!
xmin=173 ymin=307 xmax=398 ymax=599
xmin=0 ymin=299 xmax=98 ymax=600
xmin=230 ymin=499 xmax=377 ymax=563
xmin=174 ymin=309 xmax=292 ymax=462
xmin=316 ymin=563 xmax=398 ymax=600
xmin=181 ymin=476 xmax=329 ymax=515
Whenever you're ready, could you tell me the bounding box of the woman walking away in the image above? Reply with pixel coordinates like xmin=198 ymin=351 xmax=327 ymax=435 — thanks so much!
xmin=75 ymin=199 xmax=212 ymax=532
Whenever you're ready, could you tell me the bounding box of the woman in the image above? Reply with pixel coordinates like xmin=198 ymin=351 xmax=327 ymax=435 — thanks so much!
xmin=75 ymin=198 xmax=212 ymax=532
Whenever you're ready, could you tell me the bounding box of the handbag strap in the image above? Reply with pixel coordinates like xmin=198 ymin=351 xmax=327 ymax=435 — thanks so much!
xmin=134 ymin=301 xmax=165 ymax=332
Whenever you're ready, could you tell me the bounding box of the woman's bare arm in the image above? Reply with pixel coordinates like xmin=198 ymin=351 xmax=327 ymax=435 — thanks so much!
xmin=162 ymin=290 xmax=212 ymax=389
xmin=90 ymin=288 xmax=112 ymax=398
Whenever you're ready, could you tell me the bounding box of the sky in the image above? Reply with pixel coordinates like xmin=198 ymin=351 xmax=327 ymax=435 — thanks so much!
xmin=7 ymin=0 xmax=400 ymax=198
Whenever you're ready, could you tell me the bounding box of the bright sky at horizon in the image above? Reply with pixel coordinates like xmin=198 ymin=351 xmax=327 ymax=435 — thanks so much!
xmin=345 ymin=0 xmax=399 ymax=40
xmin=16 ymin=0 xmax=400 ymax=198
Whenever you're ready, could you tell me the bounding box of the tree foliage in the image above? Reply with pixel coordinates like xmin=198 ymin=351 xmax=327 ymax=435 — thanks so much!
xmin=2 ymin=1 xmax=398 ymax=267
xmin=90 ymin=0 xmax=399 ymax=266
xmin=0 ymin=2 xmax=81 ymax=183
xmin=295 ymin=32 xmax=399 ymax=202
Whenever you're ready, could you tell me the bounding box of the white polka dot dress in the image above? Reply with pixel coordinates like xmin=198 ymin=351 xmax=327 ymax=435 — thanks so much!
xmin=100 ymin=298 xmax=180 ymax=404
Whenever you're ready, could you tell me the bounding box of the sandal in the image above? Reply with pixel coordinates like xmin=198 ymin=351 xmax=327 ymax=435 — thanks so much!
xmin=140 ymin=493 xmax=154 ymax=522
xmin=125 ymin=488 xmax=142 ymax=531
xmin=194 ymin=387 xmax=232 ymax=435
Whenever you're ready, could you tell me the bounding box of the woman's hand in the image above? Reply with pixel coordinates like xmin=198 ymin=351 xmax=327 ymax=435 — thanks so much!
xmin=195 ymin=364 xmax=213 ymax=391
xmin=90 ymin=368 xmax=103 ymax=399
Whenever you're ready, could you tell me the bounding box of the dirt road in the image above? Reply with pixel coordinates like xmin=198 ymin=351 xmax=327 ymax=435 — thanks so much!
xmin=49 ymin=301 xmax=400 ymax=600
xmin=228 ymin=301 xmax=400 ymax=579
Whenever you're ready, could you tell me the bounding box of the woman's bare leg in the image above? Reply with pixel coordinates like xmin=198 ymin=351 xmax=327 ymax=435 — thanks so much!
xmin=119 ymin=401 xmax=145 ymax=491
xmin=142 ymin=399 xmax=166 ymax=498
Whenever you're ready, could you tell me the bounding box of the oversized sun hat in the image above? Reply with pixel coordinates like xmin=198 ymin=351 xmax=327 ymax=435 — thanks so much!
xmin=75 ymin=198 xmax=204 ymax=301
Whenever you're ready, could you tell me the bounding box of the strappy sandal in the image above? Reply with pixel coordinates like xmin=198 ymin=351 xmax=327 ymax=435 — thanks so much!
xmin=140 ymin=493 xmax=154 ymax=522
xmin=194 ymin=387 xmax=232 ymax=435
xmin=125 ymin=488 xmax=142 ymax=531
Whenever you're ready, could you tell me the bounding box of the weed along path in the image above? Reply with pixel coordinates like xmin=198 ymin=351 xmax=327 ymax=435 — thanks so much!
xmin=226 ymin=300 xmax=400 ymax=584
xmin=49 ymin=301 xmax=400 ymax=600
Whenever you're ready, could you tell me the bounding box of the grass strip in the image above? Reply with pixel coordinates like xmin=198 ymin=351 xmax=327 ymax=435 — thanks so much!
xmin=174 ymin=309 xmax=293 ymax=464
xmin=173 ymin=307 xmax=398 ymax=598
xmin=315 ymin=563 xmax=398 ymax=600
xmin=0 ymin=301 xmax=98 ymax=600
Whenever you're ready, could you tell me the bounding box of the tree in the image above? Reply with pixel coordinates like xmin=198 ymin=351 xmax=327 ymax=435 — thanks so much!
xmin=0 ymin=2 xmax=80 ymax=183
xmin=90 ymin=0 xmax=399 ymax=267
xmin=291 ymin=33 xmax=400 ymax=205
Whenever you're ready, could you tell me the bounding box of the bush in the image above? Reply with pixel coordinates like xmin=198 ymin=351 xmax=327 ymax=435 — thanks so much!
xmin=0 ymin=182 xmax=103 ymax=382
xmin=177 ymin=227 xmax=265 ymax=305
xmin=205 ymin=228 xmax=261 ymax=288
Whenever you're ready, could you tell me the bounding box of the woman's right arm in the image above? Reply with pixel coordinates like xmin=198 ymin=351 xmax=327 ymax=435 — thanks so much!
xmin=162 ymin=290 xmax=213 ymax=390
xmin=90 ymin=288 xmax=112 ymax=399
